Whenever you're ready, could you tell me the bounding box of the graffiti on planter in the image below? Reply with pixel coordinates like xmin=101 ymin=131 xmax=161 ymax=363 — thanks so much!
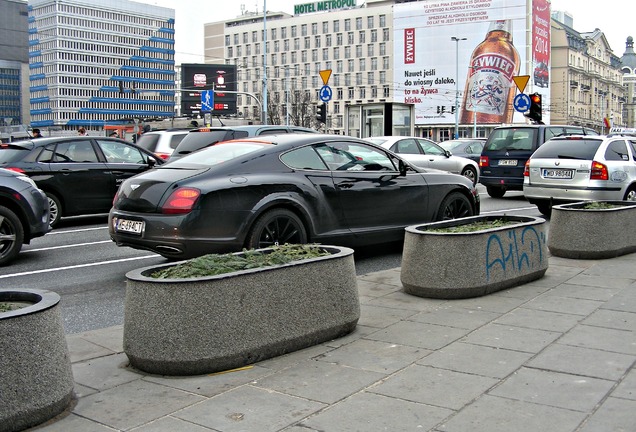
xmin=486 ymin=227 xmax=545 ymax=280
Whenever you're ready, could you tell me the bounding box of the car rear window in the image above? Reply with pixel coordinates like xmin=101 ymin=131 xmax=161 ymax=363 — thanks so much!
xmin=174 ymin=130 xmax=250 ymax=155
xmin=169 ymin=134 xmax=187 ymax=149
xmin=531 ymin=138 xmax=602 ymax=160
xmin=135 ymin=134 xmax=160 ymax=152
xmin=0 ymin=143 xmax=33 ymax=163
xmin=167 ymin=141 xmax=273 ymax=166
xmin=485 ymin=128 xmax=537 ymax=151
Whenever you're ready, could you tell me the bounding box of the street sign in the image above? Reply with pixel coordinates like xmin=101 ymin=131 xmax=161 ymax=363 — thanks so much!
xmin=319 ymin=85 xmax=332 ymax=102
xmin=514 ymin=93 xmax=531 ymax=113
xmin=513 ymin=75 xmax=530 ymax=93
xmin=319 ymin=69 xmax=332 ymax=86
xmin=200 ymin=90 xmax=214 ymax=112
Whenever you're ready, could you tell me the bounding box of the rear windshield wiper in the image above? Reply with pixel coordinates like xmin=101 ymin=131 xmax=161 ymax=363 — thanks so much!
xmin=556 ymin=154 xmax=586 ymax=159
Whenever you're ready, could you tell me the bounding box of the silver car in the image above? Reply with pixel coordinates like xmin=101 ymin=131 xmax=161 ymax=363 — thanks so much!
xmin=523 ymin=130 xmax=636 ymax=215
xmin=365 ymin=136 xmax=480 ymax=185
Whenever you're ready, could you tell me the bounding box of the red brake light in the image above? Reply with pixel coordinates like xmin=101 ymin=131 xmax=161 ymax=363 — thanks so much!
xmin=590 ymin=161 xmax=608 ymax=180
xmin=155 ymin=152 xmax=170 ymax=160
xmin=523 ymin=159 xmax=530 ymax=177
xmin=479 ymin=156 xmax=489 ymax=167
xmin=4 ymin=167 xmax=25 ymax=174
xmin=162 ymin=188 xmax=200 ymax=214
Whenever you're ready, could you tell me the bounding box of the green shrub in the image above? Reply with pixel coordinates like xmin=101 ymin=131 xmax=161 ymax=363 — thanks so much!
xmin=427 ymin=218 xmax=518 ymax=233
xmin=150 ymin=244 xmax=330 ymax=279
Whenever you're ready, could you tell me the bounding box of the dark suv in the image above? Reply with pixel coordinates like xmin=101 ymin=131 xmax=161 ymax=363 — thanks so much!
xmin=168 ymin=125 xmax=318 ymax=162
xmin=0 ymin=168 xmax=50 ymax=265
xmin=0 ymin=137 xmax=163 ymax=226
xmin=479 ymin=125 xmax=598 ymax=198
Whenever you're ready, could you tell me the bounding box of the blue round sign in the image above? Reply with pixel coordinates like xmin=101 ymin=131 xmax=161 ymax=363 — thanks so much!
xmin=514 ymin=93 xmax=531 ymax=113
xmin=320 ymin=85 xmax=332 ymax=102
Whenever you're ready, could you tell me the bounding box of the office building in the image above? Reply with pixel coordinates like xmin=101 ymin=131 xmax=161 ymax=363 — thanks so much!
xmin=0 ymin=0 xmax=29 ymax=134
xmin=28 ymin=0 xmax=176 ymax=132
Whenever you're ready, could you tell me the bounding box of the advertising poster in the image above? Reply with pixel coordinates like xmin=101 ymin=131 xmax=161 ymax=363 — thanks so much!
xmin=181 ymin=64 xmax=237 ymax=116
xmin=394 ymin=0 xmax=542 ymax=126
xmin=532 ymin=0 xmax=551 ymax=115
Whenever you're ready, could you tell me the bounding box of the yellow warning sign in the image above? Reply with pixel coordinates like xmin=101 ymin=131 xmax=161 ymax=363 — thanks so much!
xmin=513 ymin=75 xmax=530 ymax=93
xmin=319 ymin=69 xmax=332 ymax=86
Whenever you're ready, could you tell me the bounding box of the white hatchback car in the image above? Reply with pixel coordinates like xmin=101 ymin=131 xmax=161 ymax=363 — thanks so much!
xmin=523 ymin=129 xmax=636 ymax=215
xmin=365 ymin=136 xmax=480 ymax=184
xmin=135 ymin=129 xmax=190 ymax=160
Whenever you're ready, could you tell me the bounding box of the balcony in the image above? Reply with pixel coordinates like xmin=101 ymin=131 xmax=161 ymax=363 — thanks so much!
xmin=570 ymin=80 xmax=578 ymax=87
xmin=581 ymin=84 xmax=591 ymax=91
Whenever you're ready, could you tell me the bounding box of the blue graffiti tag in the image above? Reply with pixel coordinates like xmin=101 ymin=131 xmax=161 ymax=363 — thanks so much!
xmin=485 ymin=227 xmax=545 ymax=280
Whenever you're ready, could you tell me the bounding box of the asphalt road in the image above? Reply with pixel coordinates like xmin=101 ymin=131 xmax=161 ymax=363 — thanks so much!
xmin=0 ymin=187 xmax=543 ymax=334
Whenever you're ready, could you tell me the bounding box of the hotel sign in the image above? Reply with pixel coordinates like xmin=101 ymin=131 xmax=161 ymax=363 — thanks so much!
xmin=294 ymin=0 xmax=356 ymax=15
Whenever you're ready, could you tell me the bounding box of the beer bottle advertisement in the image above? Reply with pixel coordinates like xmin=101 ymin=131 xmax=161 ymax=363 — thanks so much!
xmin=460 ymin=20 xmax=520 ymax=125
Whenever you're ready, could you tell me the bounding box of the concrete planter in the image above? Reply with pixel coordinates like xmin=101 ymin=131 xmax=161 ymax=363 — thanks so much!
xmin=0 ymin=289 xmax=74 ymax=432
xmin=124 ymin=245 xmax=359 ymax=376
xmin=401 ymin=215 xmax=548 ymax=299
xmin=548 ymin=201 xmax=636 ymax=259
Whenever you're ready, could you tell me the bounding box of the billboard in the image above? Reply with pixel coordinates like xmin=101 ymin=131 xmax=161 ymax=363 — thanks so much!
xmin=394 ymin=0 xmax=551 ymax=126
xmin=181 ymin=64 xmax=237 ymax=116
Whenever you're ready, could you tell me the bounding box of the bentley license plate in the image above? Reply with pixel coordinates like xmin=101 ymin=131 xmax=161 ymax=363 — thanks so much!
xmin=116 ymin=218 xmax=144 ymax=234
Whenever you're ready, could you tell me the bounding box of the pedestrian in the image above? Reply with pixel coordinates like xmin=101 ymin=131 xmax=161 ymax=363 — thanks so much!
xmin=32 ymin=128 xmax=43 ymax=138
xmin=78 ymin=127 xmax=87 ymax=136
xmin=109 ymin=131 xmax=119 ymax=138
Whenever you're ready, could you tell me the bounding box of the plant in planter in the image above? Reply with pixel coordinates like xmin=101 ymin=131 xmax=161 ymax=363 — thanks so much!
xmin=400 ymin=215 xmax=548 ymax=299
xmin=0 ymin=289 xmax=74 ymax=432
xmin=124 ymin=244 xmax=360 ymax=376
xmin=548 ymin=200 xmax=636 ymax=259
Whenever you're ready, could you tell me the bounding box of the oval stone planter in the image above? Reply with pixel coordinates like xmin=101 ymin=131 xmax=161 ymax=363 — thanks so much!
xmin=401 ymin=215 xmax=548 ymax=299
xmin=548 ymin=201 xmax=636 ymax=259
xmin=0 ymin=289 xmax=74 ymax=432
xmin=124 ymin=245 xmax=359 ymax=375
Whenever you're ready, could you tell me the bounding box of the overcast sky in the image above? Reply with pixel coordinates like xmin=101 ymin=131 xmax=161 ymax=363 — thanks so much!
xmin=141 ymin=0 xmax=633 ymax=64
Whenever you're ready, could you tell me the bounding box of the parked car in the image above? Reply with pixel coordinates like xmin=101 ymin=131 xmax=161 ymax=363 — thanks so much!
xmin=438 ymin=138 xmax=486 ymax=164
xmin=0 ymin=168 xmax=50 ymax=265
xmin=134 ymin=129 xmax=191 ymax=160
xmin=167 ymin=125 xmax=318 ymax=162
xmin=479 ymin=124 xmax=599 ymax=198
xmin=534 ymin=62 xmax=549 ymax=88
xmin=365 ymin=136 xmax=480 ymax=185
xmin=524 ymin=130 xmax=636 ymax=215
xmin=0 ymin=137 xmax=163 ymax=226
xmin=109 ymin=134 xmax=480 ymax=259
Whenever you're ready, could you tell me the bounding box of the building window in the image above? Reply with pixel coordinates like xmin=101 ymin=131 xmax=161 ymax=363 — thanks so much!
xmin=243 ymin=32 xmax=248 ymax=44
xmin=371 ymin=57 xmax=378 ymax=70
xmin=271 ymin=28 xmax=277 ymax=39
xmin=371 ymin=86 xmax=378 ymax=98
xmin=301 ymin=24 xmax=307 ymax=36
xmin=311 ymin=23 xmax=318 ymax=35
xmin=225 ymin=35 xmax=230 ymax=45
xmin=281 ymin=27 xmax=287 ymax=38
xmin=333 ymin=46 xmax=340 ymax=59
xmin=344 ymin=19 xmax=351 ymax=31
xmin=348 ymin=32 xmax=354 ymax=44
xmin=337 ymin=60 xmax=343 ymax=73
xmin=315 ymin=35 xmax=321 ymax=48
xmin=252 ymin=31 xmax=258 ymax=42
xmin=333 ymin=20 xmax=340 ymax=32
xmin=356 ymin=72 xmax=362 ymax=85
xmin=368 ymin=44 xmax=374 ymax=56
xmin=359 ymin=31 xmax=365 ymax=43
xmin=284 ymin=39 xmax=289 ymax=51
xmin=348 ymin=59 xmax=354 ymax=72
xmin=379 ymin=14 xmax=386 ymax=27
xmin=305 ymin=37 xmax=311 ymax=49
xmin=312 ymin=49 xmax=318 ymax=61
xmin=383 ymin=85 xmax=389 ymax=97
xmin=348 ymin=87 xmax=354 ymax=98
xmin=383 ymin=28 xmax=389 ymax=41
xmin=356 ymin=17 xmax=362 ymax=30
xmin=359 ymin=87 xmax=366 ymax=98
xmin=367 ymin=71 xmax=374 ymax=85
xmin=367 ymin=16 xmax=374 ymax=28
xmin=322 ymin=21 xmax=329 ymax=33
xmin=379 ymin=42 xmax=386 ymax=56
xmin=379 ymin=71 xmax=386 ymax=84
xmin=326 ymin=34 xmax=332 ymax=47
xmin=294 ymin=38 xmax=299 ymax=50
xmin=234 ymin=33 xmax=239 ymax=44
xmin=371 ymin=29 xmax=378 ymax=43
xmin=291 ymin=25 xmax=297 ymax=37
xmin=336 ymin=33 xmax=343 ymax=45
xmin=345 ymin=46 xmax=351 ymax=58
xmin=356 ymin=45 xmax=362 ymax=58
xmin=359 ymin=58 xmax=366 ymax=71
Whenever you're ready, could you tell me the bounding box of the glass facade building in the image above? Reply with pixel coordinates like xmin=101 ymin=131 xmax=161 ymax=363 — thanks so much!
xmin=28 ymin=0 xmax=176 ymax=131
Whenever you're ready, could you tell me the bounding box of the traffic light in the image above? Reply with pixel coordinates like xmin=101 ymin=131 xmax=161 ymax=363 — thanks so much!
xmin=525 ymin=93 xmax=542 ymax=124
xmin=316 ymin=103 xmax=327 ymax=124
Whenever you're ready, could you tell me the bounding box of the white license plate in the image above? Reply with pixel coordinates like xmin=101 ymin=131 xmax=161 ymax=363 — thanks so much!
xmin=116 ymin=218 xmax=144 ymax=234
xmin=498 ymin=159 xmax=518 ymax=166
xmin=542 ymin=169 xmax=574 ymax=179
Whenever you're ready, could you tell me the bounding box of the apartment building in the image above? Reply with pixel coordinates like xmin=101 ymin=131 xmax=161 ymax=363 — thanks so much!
xmin=620 ymin=36 xmax=636 ymax=128
xmin=204 ymin=0 xmax=394 ymax=135
xmin=28 ymin=0 xmax=176 ymax=132
xmin=550 ymin=16 xmax=626 ymax=132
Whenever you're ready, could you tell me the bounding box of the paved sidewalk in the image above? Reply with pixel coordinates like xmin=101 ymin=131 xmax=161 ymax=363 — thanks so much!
xmin=35 ymin=253 xmax=636 ymax=432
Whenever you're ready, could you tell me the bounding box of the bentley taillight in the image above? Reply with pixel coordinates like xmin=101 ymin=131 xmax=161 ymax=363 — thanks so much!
xmin=162 ymin=188 xmax=200 ymax=214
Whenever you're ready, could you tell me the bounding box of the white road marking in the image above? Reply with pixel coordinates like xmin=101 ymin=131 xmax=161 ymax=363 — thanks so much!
xmin=0 ymin=255 xmax=160 ymax=279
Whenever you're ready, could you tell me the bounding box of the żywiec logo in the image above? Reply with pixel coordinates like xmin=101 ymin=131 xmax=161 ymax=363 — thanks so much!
xmin=193 ymin=74 xmax=206 ymax=87
xmin=404 ymin=28 xmax=415 ymax=64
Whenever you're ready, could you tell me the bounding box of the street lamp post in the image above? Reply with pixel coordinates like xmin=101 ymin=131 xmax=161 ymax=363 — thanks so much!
xmin=451 ymin=36 xmax=466 ymax=139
